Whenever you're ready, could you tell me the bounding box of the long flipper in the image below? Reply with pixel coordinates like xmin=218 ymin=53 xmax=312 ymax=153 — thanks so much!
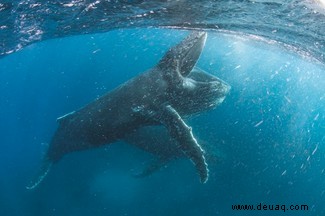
xmin=26 ymin=157 xmax=53 ymax=190
xmin=146 ymin=105 xmax=209 ymax=183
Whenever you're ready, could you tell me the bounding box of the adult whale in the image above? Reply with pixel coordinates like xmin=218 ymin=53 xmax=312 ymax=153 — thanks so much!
xmin=27 ymin=31 xmax=230 ymax=189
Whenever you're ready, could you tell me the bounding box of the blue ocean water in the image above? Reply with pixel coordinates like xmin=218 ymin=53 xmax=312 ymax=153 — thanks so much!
xmin=0 ymin=27 xmax=324 ymax=216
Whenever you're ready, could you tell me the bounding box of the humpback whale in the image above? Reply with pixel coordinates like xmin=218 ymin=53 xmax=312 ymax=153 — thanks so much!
xmin=27 ymin=31 xmax=230 ymax=189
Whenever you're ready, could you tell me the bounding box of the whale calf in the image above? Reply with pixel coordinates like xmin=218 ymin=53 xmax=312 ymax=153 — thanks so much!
xmin=27 ymin=31 xmax=230 ymax=189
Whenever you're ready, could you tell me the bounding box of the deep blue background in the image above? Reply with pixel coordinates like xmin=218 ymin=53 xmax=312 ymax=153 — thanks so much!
xmin=0 ymin=29 xmax=324 ymax=215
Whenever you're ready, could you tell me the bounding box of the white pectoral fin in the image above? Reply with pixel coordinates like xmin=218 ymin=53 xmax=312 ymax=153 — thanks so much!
xmin=156 ymin=105 xmax=209 ymax=183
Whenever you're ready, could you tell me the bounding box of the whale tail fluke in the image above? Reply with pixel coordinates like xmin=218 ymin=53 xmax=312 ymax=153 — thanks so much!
xmin=26 ymin=157 xmax=53 ymax=190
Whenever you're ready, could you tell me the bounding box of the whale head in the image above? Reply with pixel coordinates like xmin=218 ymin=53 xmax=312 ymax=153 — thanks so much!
xmin=157 ymin=31 xmax=230 ymax=115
